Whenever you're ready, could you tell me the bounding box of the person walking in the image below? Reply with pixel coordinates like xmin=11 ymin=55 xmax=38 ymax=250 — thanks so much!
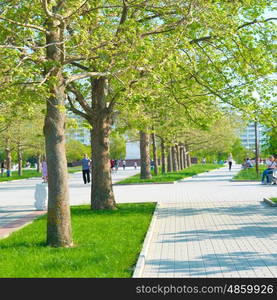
xmin=227 ymin=153 xmax=233 ymax=171
xmin=41 ymin=156 xmax=48 ymax=183
xmin=81 ymin=154 xmax=91 ymax=184
xmin=122 ymin=160 xmax=126 ymax=170
xmin=134 ymin=161 xmax=137 ymax=169
xmin=114 ymin=159 xmax=119 ymax=172
xmin=110 ymin=159 xmax=115 ymax=172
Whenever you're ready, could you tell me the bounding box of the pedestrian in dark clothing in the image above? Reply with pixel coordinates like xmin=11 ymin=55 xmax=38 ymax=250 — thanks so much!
xmin=1 ymin=161 xmax=5 ymax=177
xmin=114 ymin=159 xmax=119 ymax=172
xmin=110 ymin=159 xmax=115 ymax=172
xmin=81 ymin=154 xmax=91 ymax=184
xmin=227 ymin=153 xmax=233 ymax=171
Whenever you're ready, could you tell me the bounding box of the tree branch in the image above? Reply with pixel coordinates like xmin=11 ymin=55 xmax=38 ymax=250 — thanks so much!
xmin=64 ymin=0 xmax=90 ymax=19
xmin=67 ymin=83 xmax=95 ymax=117
xmin=66 ymin=94 xmax=91 ymax=122
xmin=189 ymin=17 xmax=277 ymax=44
xmin=65 ymin=72 xmax=110 ymax=85
xmin=0 ymin=15 xmax=49 ymax=34
xmin=40 ymin=0 xmax=64 ymax=21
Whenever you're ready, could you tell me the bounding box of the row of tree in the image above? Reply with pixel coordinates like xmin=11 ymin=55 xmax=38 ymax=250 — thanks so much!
xmin=0 ymin=0 xmax=276 ymax=247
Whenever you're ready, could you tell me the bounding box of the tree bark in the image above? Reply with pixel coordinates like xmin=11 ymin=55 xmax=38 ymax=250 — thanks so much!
xmin=183 ymin=147 xmax=188 ymax=169
xmin=167 ymin=146 xmax=172 ymax=172
xmin=89 ymin=79 xmax=116 ymax=209
xmin=90 ymin=77 xmax=116 ymax=210
xmin=176 ymin=145 xmax=180 ymax=171
xmin=160 ymin=138 xmax=166 ymax=174
xmin=44 ymin=18 xmax=72 ymax=247
xmin=187 ymin=152 xmax=192 ymax=167
xmin=151 ymin=132 xmax=158 ymax=176
xmin=179 ymin=145 xmax=184 ymax=170
xmin=140 ymin=131 xmax=152 ymax=179
xmin=18 ymin=149 xmax=23 ymax=176
xmin=5 ymin=146 xmax=11 ymax=177
xmin=172 ymin=145 xmax=178 ymax=171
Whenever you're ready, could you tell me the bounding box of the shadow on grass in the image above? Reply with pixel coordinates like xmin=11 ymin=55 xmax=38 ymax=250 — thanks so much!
xmin=71 ymin=202 xmax=156 ymax=217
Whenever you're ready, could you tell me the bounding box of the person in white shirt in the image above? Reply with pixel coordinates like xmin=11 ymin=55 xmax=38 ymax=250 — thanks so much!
xmin=261 ymin=155 xmax=276 ymax=184
xmin=227 ymin=153 xmax=233 ymax=171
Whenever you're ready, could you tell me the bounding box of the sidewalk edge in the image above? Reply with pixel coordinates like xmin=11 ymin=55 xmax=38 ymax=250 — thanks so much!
xmin=263 ymin=197 xmax=277 ymax=207
xmin=132 ymin=202 xmax=159 ymax=278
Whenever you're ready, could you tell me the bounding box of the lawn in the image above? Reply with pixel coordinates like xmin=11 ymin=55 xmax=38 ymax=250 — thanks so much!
xmin=0 ymin=203 xmax=156 ymax=278
xmin=0 ymin=166 xmax=82 ymax=182
xmin=270 ymin=198 xmax=277 ymax=204
xmin=233 ymin=165 xmax=266 ymax=181
xmin=116 ymin=164 xmax=222 ymax=184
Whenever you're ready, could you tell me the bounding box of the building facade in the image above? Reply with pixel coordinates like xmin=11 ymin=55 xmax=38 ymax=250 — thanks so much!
xmin=240 ymin=122 xmax=267 ymax=151
xmin=66 ymin=113 xmax=91 ymax=145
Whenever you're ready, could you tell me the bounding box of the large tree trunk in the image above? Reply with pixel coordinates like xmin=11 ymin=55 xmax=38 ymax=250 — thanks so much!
xmin=167 ymin=146 xmax=172 ymax=172
xmin=90 ymin=78 xmax=116 ymax=210
xmin=160 ymin=138 xmax=166 ymax=174
xmin=183 ymin=147 xmax=188 ymax=169
xmin=18 ymin=148 xmax=23 ymax=176
xmin=44 ymin=19 xmax=72 ymax=247
xmin=5 ymin=145 xmax=11 ymax=177
xmin=151 ymin=132 xmax=158 ymax=176
xmin=179 ymin=145 xmax=184 ymax=170
xmin=140 ymin=131 xmax=152 ymax=179
xmin=187 ymin=152 xmax=192 ymax=167
xmin=172 ymin=145 xmax=178 ymax=171
xmin=176 ymin=145 xmax=180 ymax=171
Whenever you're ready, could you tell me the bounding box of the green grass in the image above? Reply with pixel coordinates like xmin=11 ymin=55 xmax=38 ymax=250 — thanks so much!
xmin=0 ymin=166 xmax=82 ymax=182
xmin=0 ymin=203 xmax=156 ymax=278
xmin=270 ymin=198 xmax=277 ymax=204
xmin=116 ymin=164 xmax=222 ymax=184
xmin=233 ymin=165 xmax=266 ymax=181
xmin=68 ymin=166 xmax=82 ymax=173
xmin=0 ymin=169 xmax=41 ymax=182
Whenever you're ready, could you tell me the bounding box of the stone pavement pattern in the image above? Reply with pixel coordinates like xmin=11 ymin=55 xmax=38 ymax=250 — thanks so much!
xmin=136 ymin=165 xmax=277 ymax=277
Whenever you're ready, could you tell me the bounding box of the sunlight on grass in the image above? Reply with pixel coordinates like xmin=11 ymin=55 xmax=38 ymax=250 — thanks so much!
xmin=0 ymin=203 xmax=155 ymax=278
xmin=116 ymin=164 xmax=221 ymax=184
xmin=270 ymin=198 xmax=277 ymax=204
xmin=233 ymin=166 xmax=266 ymax=181
xmin=0 ymin=166 xmax=82 ymax=182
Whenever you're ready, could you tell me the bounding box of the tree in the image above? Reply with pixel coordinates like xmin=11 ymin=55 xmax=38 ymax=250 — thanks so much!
xmin=1 ymin=1 xmax=276 ymax=245
xmin=109 ymin=132 xmax=126 ymax=160
xmin=262 ymin=127 xmax=277 ymax=156
xmin=66 ymin=139 xmax=90 ymax=163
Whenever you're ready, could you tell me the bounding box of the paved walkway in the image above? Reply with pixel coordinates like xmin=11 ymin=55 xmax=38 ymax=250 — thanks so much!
xmin=134 ymin=165 xmax=277 ymax=277
xmin=0 ymin=167 xmax=139 ymax=238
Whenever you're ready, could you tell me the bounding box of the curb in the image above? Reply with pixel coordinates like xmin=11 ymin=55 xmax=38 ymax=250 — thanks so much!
xmin=0 ymin=176 xmax=41 ymax=184
xmin=114 ymin=181 xmax=177 ymax=186
xmin=132 ymin=203 xmax=159 ymax=278
xmin=115 ymin=167 xmax=225 ymax=186
xmin=263 ymin=197 xmax=277 ymax=207
xmin=230 ymin=179 xmax=260 ymax=182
